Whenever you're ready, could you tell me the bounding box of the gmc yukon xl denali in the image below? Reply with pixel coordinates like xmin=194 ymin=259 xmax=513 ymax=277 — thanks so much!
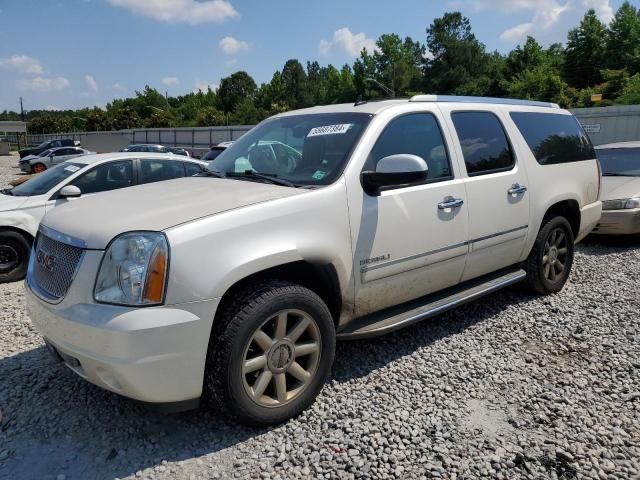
xmin=26 ymin=96 xmax=602 ymax=425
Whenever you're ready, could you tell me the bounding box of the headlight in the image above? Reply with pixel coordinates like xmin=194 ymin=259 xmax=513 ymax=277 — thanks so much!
xmin=625 ymin=197 xmax=640 ymax=209
xmin=94 ymin=232 xmax=169 ymax=306
xmin=602 ymin=197 xmax=640 ymax=210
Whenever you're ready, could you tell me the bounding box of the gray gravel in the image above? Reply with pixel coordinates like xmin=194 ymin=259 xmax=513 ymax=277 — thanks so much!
xmin=1 ymin=152 xmax=639 ymax=479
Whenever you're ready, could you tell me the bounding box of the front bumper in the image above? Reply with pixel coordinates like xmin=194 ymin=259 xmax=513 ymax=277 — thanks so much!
xmin=19 ymin=162 xmax=32 ymax=173
xmin=592 ymin=208 xmax=640 ymax=235
xmin=26 ymin=279 xmax=220 ymax=404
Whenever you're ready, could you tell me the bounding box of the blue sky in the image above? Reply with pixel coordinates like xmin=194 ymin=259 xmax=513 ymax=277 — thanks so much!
xmin=0 ymin=0 xmax=629 ymax=112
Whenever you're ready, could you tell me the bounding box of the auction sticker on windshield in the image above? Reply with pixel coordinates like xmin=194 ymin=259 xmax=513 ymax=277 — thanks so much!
xmin=64 ymin=165 xmax=81 ymax=173
xmin=307 ymin=124 xmax=353 ymax=137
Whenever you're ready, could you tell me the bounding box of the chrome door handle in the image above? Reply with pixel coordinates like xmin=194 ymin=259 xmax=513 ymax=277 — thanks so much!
xmin=508 ymin=184 xmax=528 ymax=195
xmin=438 ymin=198 xmax=464 ymax=210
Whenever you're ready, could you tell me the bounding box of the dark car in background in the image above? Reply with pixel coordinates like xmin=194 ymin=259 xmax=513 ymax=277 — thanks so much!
xmin=201 ymin=141 xmax=233 ymax=162
xmin=122 ymin=144 xmax=190 ymax=157
xmin=18 ymin=138 xmax=78 ymax=159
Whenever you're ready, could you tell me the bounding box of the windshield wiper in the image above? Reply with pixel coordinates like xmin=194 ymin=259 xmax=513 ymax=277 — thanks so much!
xmin=226 ymin=171 xmax=298 ymax=188
xmin=602 ymin=173 xmax=636 ymax=177
xmin=198 ymin=170 xmax=227 ymax=178
xmin=0 ymin=188 xmax=13 ymax=196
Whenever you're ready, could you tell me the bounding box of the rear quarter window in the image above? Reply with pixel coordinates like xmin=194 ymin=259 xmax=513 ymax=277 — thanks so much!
xmin=509 ymin=112 xmax=596 ymax=165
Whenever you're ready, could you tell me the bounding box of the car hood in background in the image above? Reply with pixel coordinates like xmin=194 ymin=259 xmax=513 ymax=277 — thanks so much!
xmin=0 ymin=193 xmax=29 ymax=211
xmin=600 ymin=176 xmax=640 ymax=201
xmin=21 ymin=154 xmax=39 ymax=162
xmin=41 ymin=177 xmax=305 ymax=249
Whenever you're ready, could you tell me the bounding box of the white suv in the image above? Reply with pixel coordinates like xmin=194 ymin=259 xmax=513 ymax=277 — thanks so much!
xmin=26 ymin=96 xmax=602 ymax=426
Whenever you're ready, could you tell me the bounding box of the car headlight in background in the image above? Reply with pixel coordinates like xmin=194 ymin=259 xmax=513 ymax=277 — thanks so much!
xmin=94 ymin=232 xmax=169 ymax=306
xmin=602 ymin=197 xmax=640 ymax=210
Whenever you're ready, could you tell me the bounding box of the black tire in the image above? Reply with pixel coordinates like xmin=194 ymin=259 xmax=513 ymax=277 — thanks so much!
xmin=524 ymin=216 xmax=574 ymax=295
xmin=204 ymin=280 xmax=336 ymax=426
xmin=0 ymin=230 xmax=32 ymax=283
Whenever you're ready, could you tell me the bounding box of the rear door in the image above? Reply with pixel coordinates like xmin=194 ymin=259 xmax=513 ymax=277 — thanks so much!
xmin=441 ymin=107 xmax=530 ymax=282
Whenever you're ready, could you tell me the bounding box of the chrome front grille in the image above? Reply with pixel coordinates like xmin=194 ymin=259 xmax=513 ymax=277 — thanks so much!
xmin=32 ymin=232 xmax=84 ymax=302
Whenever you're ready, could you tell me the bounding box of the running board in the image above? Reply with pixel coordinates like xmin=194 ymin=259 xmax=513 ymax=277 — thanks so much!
xmin=337 ymin=268 xmax=526 ymax=340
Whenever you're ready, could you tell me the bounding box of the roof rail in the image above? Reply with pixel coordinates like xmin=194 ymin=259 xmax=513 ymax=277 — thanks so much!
xmin=409 ymin=94 xmax=560 ymax=109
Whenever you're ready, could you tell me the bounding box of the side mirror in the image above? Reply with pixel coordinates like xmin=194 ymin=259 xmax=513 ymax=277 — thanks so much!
xmin=361 ymin=154 xmax=429 ymax=196
xmin=59 ymin=185 xmax=82 ymax=199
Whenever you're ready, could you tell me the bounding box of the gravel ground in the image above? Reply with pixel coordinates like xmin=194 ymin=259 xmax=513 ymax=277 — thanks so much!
xmin=0 ymin=152 xmax=639 ymax=480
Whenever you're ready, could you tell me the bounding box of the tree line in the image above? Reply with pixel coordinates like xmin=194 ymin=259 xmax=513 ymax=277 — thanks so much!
xmin=4 ymin=2 xmax=640 ymax=134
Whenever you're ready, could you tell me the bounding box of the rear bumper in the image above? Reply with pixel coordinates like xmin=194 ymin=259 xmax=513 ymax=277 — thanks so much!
xmin=26 ymin=281 xmax=219 ymax=404
xmin=592 ymin=208 xmax=640 ymax=235
xmin=577 ymin=201 xmax=603 ymax=242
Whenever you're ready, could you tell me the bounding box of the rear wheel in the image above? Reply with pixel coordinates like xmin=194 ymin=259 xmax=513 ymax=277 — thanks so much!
xmin=204 ymin=280 xmax=335 ymax=426
xmin=32 ymin=163 xmax=46 ymax=173
xmin=524 ymin=216 xmax=574 ymax=294
xmin=0 ymin=231 xmax=31 ymax=283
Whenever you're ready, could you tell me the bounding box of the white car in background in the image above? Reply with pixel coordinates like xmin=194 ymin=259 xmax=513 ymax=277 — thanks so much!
xmin=593 ymin=142 xmax=640 ymax=235
xmin=19 ymin=146 xmax=94 ymax=173
xmin=0 ymin=152 xmax=207 ymax=283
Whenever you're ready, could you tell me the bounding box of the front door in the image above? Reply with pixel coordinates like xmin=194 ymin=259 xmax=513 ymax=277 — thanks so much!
xmin=442 ymin=108 xmax=530 ymax=282
xmin=352 ymin=111 xmax=469 ymax=317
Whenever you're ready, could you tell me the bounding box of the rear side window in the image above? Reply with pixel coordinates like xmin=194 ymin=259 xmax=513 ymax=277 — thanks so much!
xmin=510 ymin=112 xmax=595 ymax=165
xmin=451 ymin=112 xmax=514 ymax=176
xmin=139 ymin=159 xmax=185 ymax=184
xmin=368 ymin=113 xmax=452 ymax=182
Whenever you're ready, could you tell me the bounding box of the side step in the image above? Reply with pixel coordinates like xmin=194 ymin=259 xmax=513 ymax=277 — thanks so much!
xmin=337 ymin=268 xmax=526 ymax=340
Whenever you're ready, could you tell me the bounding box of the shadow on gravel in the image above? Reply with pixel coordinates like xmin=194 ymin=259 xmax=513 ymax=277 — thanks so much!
xmin=579 ymin=233 xmax=640 ymax=254
xmin=0 ymin=287 xmax=534 ymax=480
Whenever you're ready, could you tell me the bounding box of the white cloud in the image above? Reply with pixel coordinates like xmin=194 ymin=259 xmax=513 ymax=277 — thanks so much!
xmin=0 ymin=54 xmax=43 ymax=75
xmin=84 ymin=74 xmax=98 ymax=91
xmin=194 ymin=78 xmax=218 ymax=92
xmin=44 ymin=105 xmax=62 ymax=111
xmin=451 ymin=0 xmax=614 ymax=45
xmin=319 ymin=27 xmax=378 ymax=57
xmin=218 ymin=36 xmax=251 ymax=55
xmin=17 ymin=76 xmax=70 ymax=92
xmin=107 ymin=0 xmax=238 ymax=24
xmin=162 ymin=76 xmax=180 ymax=86
xmin=111 ymin=83 xmax=129 ymax=93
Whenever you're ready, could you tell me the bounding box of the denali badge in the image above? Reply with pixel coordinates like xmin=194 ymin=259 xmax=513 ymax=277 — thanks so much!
xmin=360 ymin=254 xmax=391 ymax=266
xmin=36 ymin=249 xmax=55 ymax=272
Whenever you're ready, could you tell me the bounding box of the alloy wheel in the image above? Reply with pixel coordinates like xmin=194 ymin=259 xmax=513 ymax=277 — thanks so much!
xmin=241 ymin=309 xmax=321 ymax=408
xmin=0 ymin=244 xmax=19 ymax=273
xmin=542 ymin=227 xmax=568 ymax=283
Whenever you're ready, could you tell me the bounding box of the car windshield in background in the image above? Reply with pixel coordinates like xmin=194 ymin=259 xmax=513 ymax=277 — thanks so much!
xmin=10 ymin=162 xmax=84 ymax=197
xmin=38 ymin=149 xmax=53 ymax=157
xmin=597 ymin=148 xmax=640 ymax=176
xmin=207 ymin=113 xmax=372 ymax=186
xmin=35 ymin=141 xmax=50 ymax=149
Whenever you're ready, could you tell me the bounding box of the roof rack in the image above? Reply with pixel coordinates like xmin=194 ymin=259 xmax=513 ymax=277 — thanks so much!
xmin=409 ymin=94 xmax=560 ymax=109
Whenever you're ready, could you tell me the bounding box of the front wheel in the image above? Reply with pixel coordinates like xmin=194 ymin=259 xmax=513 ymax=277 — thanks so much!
xmin=524 ymin=216 xmax=575 ymax=295
xmin=205 ymin=281 xmax=336 ymax=426
xmin=0 ymin=231 xmax=31 ymax=283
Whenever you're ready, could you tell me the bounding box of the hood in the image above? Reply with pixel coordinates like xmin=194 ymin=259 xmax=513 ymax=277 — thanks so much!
xmin=21 ymin=154 xmax=39 ymax=162
xmin=600 ymin=176 xmax=640 ymax=201
xmin=42 ymin=177 xmax=304 ymax=249
xmin=0 ymin=192 xmax=29 ymax=211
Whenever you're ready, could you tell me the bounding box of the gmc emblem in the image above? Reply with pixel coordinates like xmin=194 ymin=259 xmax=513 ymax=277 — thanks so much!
xmin=36 ymin=249 xmax=55 ymax=272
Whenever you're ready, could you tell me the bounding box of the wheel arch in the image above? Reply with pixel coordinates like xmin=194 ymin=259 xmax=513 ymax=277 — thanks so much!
xmin=542 ymin=198 xmax=580 ymax=239
xmin=0 ymin=225 xmax=35 ymax=245
xmin=215 ymin=260 xmax=343 ymax=329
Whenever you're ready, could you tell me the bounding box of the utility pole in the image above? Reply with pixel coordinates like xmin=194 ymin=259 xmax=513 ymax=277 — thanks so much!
xmin=19 ymin=96 xmax=25 ymax=121
xmin=165 ymin=91 xmax=169 ymax=107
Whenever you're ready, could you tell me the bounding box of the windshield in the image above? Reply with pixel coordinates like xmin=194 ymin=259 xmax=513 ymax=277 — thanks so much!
xmin=597 ymin=148 xmax=640 ymax=176
xmin=36 ymin=141 xmax=50 ymax=149
xmin=11 ymin=162 xmax=84 ymax=196
xmin=38 ymin=149 xmax=53 ymax=157
xmin=207 ymin=113 xmax=372 ymax=186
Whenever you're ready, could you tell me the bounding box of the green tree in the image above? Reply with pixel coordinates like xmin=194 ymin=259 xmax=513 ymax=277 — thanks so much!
xmin=615 ymin=73 xmax=640 ymax=104
xmin=27 ymin=115 xmax=72 ymax=134
xmin=506 ymin=37 xmax=547 ymax=77
xmin=109 ymin=107 xmax=142 ymax=130
xmin=281 ymin=59 xmax=311 ymax=109
xmin=85 ymin=108 xmax=111 ymax=131
xmin=229 ymin=99 xmax=265 ymax=125
xmin=606 ymin=1 xmax=640 ymax=73
xmin=565 ymin=10 xmax=607 ymax=88
xmin=507 ymin=66 xmax=570 ymax=106
xmin=218 ymin=71 xmax=257 ymax=113
xmin=424 ymin=12 xmax=491 ymax=95
xmin=145 ymin=109 xmax=175 ymax=128
xmin=196 ymin=106 xmax=226 ymax=126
